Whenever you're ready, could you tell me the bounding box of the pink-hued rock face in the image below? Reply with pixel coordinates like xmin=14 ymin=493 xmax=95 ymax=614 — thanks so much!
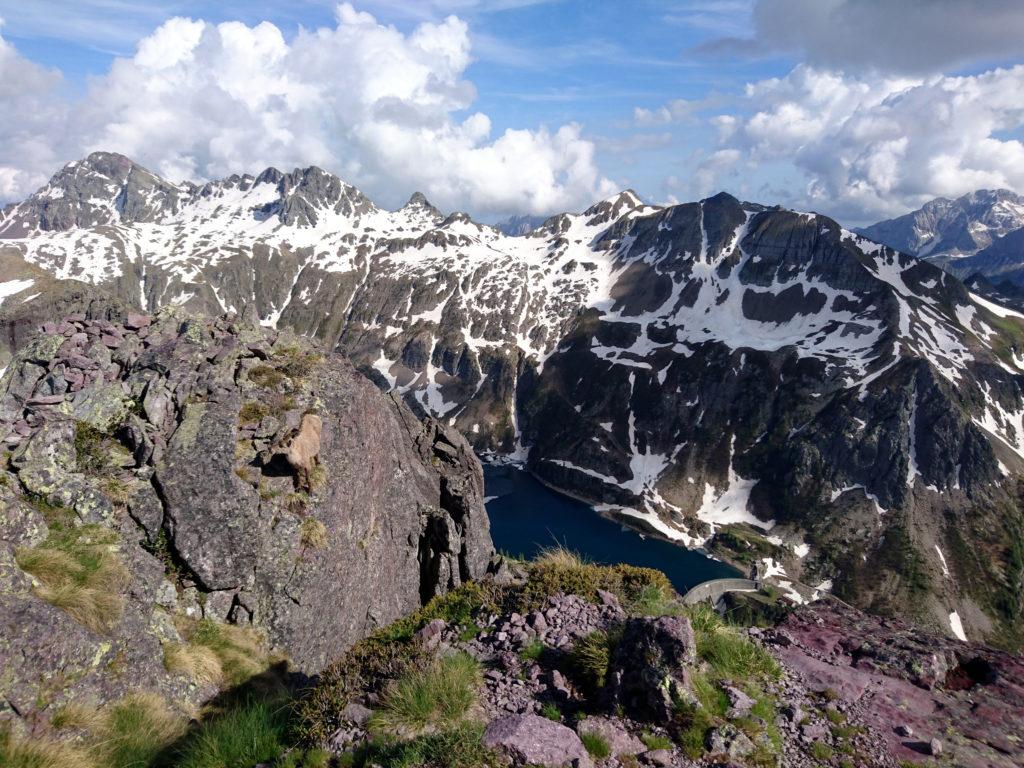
xmin=767 ymin=600 xmax=1024 ymax=767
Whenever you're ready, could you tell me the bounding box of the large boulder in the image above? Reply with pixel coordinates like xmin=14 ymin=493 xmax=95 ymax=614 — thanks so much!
xmin=483 ymin=713 xmax=593 ymax=768
xmin=607 ymin=616 xmax=697 ymax=723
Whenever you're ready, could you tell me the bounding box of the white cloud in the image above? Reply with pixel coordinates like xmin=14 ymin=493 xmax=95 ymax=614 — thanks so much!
xmin=703 ymin=0 xmax=1024 ymax=75
xmin=701 ymin=64 xmax=1024 ymax=221
xmin=0 ymin=4 xmax=616 ymax=216
xmin=0 ymin=25 xmax=67 ymax=198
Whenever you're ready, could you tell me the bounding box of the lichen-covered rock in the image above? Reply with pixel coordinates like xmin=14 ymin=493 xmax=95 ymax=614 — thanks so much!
xmin=0 ymin=307 xmax=493 ymax=723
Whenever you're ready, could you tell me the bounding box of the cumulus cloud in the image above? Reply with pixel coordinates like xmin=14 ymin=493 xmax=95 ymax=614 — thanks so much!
xmin=0 ymin=26 xmax=68 ymax=198
xmin=0 ymin=4 xmax=616 ymax=216
xmin=703 ymin=0 xmax=1024 ymax=75
xmin=701 ymin=64 xmax=1024 ymax=221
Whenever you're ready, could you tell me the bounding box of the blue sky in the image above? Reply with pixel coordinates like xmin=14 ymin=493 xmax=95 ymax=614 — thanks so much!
xmin=1 ymin=1 xmax=1023 ymax=224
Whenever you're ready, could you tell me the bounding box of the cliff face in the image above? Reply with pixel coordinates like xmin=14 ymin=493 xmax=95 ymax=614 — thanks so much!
xmin=0 ymin=308 xmax=492 ymax=719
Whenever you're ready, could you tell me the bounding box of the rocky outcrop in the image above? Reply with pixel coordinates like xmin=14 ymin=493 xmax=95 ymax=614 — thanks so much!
xmin=765 ymin=600 xmax=1024 ymax=768
xmin=0 ymin=308 xmax=492 ymax=722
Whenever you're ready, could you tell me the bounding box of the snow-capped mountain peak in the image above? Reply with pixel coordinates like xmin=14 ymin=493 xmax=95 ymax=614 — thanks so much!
xmin=859 ymin=188 xmax=1024 ymax=261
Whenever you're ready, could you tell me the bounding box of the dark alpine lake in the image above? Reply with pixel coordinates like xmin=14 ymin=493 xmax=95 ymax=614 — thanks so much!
xmin=483 ymin=464 xmax=738 ymax=594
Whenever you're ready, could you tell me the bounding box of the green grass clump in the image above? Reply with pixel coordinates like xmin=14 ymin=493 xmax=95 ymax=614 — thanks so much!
xmin=696 ymin=625 xmax=781 ymax=680
xmin=15 ymin=524 xmax=128 ymax=634
xmin=628 ymin=581 xmax=685 ymax=617
xmin=174 ymin=698 xmax=290 ymax=768
xmin=369 ymin=653 xmax=480 ymax=737
xmin=808 ymin=741 xmax=834 ymax=761
xmin=540 ymin=703 xmax=561 ymax=722
xmin=519 ymin=638 xmax=545 ymax=663
xmin=569 ymin=630 xmax=616 ymax=693
xmin=580 ymin=731 xmax=611 ymax=759
xmin=641 ymin=732 xmax=673 ymax=750
xmin=358 ymin=722 xmax=498 ymax=768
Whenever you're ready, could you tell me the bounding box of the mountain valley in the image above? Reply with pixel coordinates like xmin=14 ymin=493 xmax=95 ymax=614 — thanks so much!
xmin=2 ymin=152 xmax=1024 ymax=647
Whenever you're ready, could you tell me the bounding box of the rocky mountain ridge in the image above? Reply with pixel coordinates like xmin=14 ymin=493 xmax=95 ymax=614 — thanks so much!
xmin=858 ymin=188 xmax=1024 ymax=263
xmin=3 ymin=153 xmax=1024 ymax=644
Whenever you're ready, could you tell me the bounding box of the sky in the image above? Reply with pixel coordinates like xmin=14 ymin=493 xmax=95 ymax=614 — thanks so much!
xmin=0 ymin=0 xmax=1023 ymax=225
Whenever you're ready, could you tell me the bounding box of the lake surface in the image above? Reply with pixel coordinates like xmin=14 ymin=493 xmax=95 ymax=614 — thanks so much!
xmin=483 ymin=464 xmax=738 ymax=594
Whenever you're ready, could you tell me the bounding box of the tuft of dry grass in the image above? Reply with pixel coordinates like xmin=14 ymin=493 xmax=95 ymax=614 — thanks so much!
xmin=300 ymin=518 xmax=328 ymax=549
xmin=163 ymin=641 xmax=225 ymax=685
xmin=533 ymin=544 xmax=587 ymax=570
xmin=168 ymin=618 xmax=270 ymax=688
xmin=15 ymin=526 xmax=128 ymax=634
xmin=0 ymin=724 xmax=93 ymax=768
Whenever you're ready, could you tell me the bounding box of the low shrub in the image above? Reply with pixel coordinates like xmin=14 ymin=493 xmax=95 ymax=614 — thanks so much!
xmin=369 ymin=653 xmax=480 ymax=737
xmin=519 ymin=547 xmax=674 ymax=614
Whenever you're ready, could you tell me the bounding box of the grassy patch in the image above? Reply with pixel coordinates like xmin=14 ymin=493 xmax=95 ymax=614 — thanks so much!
xmin=357 ymin=722 xmax=498 ymax=768
xmin=369 ymin=653 xmax=480 ymax=737
xmin=641 ymin=732 xmax=673 ymax=750
xmin=272 ymin=345 xmax=323 ymax=380
xmin=248 ymin=364 xmax=286 ymax=388
xmin=0 ymin=723 xmax=91 ymax=768
xmin=580 ymin=731 xmax=611 ymax=759
xmin=809 ymin=741 xmax=834 ymax=761
xmin=696 ymin=624 xmax=781 ymax=681
xmin=540 ymin=702 xmax=561 ymax=721
xmin=15 ymin=524 xmax=128 ymax=633
xmin=628 ymin=581 xmax=685 ymax=617
xmin=174 ymin=697 xmax=290 ymax=768
xmin=164 ymin=618 xmax=269 ymax=687
xmin=518 ymin=638 xmax=545 ymax=663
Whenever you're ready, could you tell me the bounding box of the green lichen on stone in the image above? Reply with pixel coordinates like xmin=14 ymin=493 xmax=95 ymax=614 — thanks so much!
xmin=170 ymin=402 xmax=207 ymax=452
xmin=67 ymin=383 xmax=130 ymax=432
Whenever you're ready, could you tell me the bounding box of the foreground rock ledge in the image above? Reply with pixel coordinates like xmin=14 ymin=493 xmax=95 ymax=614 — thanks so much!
xmin=0 ymin=308 xmax=493 ymax=716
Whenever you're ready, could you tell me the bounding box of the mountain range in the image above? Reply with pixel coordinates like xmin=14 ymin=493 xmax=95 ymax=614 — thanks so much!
xmin=2 ymin=151 xmax=1024 ymax=644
